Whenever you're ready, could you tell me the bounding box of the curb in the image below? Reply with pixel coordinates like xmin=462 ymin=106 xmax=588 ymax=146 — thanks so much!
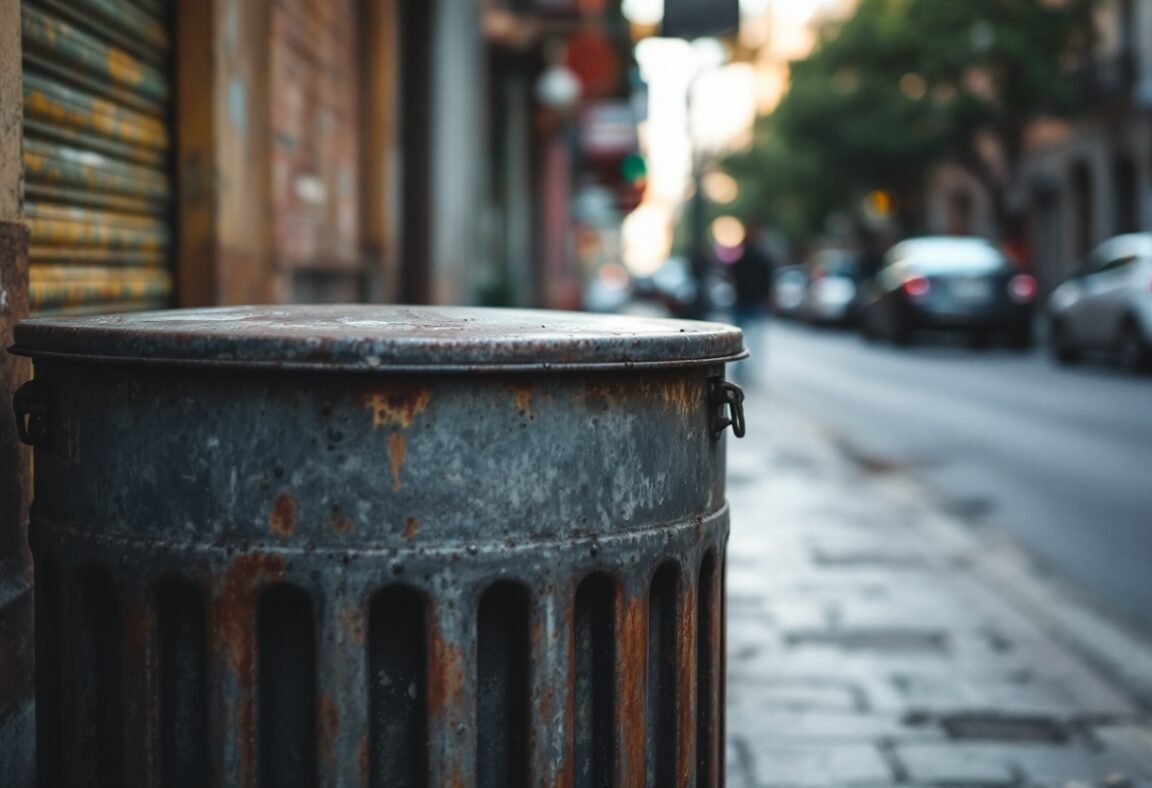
xmin=810 ymin=406 xmax=1152 ymax=713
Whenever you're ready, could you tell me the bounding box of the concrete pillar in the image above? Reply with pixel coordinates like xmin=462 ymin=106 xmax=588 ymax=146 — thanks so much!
xmin=503 ymin=74 xmax=535 ymax=307
xmin=430 ymin=0 xmax=487 ymax=305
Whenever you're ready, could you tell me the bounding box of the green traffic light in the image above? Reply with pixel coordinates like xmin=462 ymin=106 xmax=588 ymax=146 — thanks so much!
xmin=621 ymin=153 xmax=647 ymax=184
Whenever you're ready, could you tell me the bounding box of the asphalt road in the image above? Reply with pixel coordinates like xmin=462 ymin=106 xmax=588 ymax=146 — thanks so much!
xmin=753 ymin=319 xmax=1152 ymax=635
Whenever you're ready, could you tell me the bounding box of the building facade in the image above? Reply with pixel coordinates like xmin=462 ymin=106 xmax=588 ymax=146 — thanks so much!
xmin=0 ymin=0 xmax=484 ymax=778
xmin=925 ymin=0 xmax=1152 ymax=295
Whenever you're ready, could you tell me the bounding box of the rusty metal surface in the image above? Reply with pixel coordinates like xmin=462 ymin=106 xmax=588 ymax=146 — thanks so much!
xmin=19 ymin=307 xmax=738 ymax=786
xmin=11 ymin=304 xmax=746 ymax=371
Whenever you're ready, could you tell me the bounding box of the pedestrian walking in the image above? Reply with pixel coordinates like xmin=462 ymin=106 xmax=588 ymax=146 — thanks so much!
xmin=730 ymin=221 xmax=774 ymax=386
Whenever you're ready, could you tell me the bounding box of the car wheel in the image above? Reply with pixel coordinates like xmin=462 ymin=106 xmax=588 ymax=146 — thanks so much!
xmin=1050 ymin=320 xmax=1079 ymax=365
xmin=1116 ymin=321 xmax=1150 ymax=374
xmin=890 ymin=312 xmax=913 ymax=346
xmin=1007 ymin=324 xmax=1033 ymax=351
xmin=967 ymin=329 xmax=989 ymax=350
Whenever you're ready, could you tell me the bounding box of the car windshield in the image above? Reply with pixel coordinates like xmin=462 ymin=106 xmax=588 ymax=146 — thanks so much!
xmin=811 ymin=251 xmax=856 ymax=276
xmin=894 ymin=238 xmax=1006 ymax=273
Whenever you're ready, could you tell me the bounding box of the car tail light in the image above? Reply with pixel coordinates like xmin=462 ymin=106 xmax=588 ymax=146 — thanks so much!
xmin=1008 ymin=274 xmax=1037 ymax=303
xmin=902 ymin=274 xmax=930 ymax=298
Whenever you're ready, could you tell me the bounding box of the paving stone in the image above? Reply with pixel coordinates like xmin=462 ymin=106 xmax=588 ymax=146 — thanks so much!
xmin=745 ymin=742 xmax=894 ymax=786
xmin=1006 ymin=744 xmax=1148 ymax=784
xmin=726 ymin=680 xmax=861 ymax=713
xmin=893 ymin=743 xmax=1018 ymax=785
xmin=726 ymin=706 xmax=938 ymax=744
xmin=1091 ymin=725 xmax=1152 ymax=780
xmin=898 ymin=740 xmax=1152 ymax=785
xmin=898 ymin=738 xmax=1152 ymax=786
xmin=765 ymin=598 xmax=835 ymax=630
xmin=890 ymin=670 xmax=1111 ymax=717
xmin=782 ymin=626 xmax=950 ymax=655
xmin=810 ymin=545 xmax=927 ymax=568
xmin=834 ymin=598 xmax=985 ymax=632
xmin=726 ymin=738 xmax=758 ymax=788
xmin=724 ymin=392 xmax=1152 ymax=786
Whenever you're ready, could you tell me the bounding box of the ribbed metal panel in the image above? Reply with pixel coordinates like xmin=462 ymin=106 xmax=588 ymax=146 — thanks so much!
xmin=12 ymin=307 xmax=745 ymax=785
xmin=22 ymin=0 xmax=172 ymax=315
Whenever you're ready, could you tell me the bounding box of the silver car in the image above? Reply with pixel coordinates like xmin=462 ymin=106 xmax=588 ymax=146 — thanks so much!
xmin=804 ymin=250 xmax=858 ymax=325
xmin=772 ymin=265 xmax=808 ymax=319
xmin=1048 ymin=233 xmax=1152 ymax=373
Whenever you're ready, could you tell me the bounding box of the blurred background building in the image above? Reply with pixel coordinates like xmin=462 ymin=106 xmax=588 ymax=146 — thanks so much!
xmin=928 ymin=0 xmax=1152 ymax=295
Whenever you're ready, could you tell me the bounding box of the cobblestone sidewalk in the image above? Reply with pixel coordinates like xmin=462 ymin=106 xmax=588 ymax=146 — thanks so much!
xmin=724 ymin=388 xmax=1152 ymax=787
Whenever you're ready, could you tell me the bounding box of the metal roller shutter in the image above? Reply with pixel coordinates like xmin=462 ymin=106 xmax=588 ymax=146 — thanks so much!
xmin=22 ymin=0 xmax=173 ymax=315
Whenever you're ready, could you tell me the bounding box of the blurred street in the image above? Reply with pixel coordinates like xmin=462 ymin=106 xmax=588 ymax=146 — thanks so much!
xmin=754 ymin=321 xmax=1152 ymax=636
xmin=725 ymin=386 xmax=1152 ymax=786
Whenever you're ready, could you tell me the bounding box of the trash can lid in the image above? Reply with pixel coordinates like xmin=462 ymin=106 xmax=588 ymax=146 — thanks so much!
xmin=10 ymin=305 xmax=746 ymax=372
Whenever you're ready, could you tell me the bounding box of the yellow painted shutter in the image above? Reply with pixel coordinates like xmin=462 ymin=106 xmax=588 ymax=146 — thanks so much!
xmin=22 ymin=0 xmax=173 ymax=314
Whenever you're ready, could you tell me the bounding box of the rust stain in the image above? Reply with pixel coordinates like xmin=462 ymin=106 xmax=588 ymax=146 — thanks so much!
xmin=358 ymin=735 xmax=369 ymax=781
xmin=617 ymin=593 xmax=647 ymax=784
xmin=213 ymin=552 xmax=287 ymax=786
xmin=320 ymin=693 xmax=339 ymax=738
xmin=583 ymin=374 xmax=698 ymax=416
xmin=531 ymin=611 xmax=554 ymax=721
xmin=330 ymin=511 xmax=355 ymax=534
xmin=340 ymin=603 xmax=366 ymax=646
xmin=658 ymin=375 xmax=697 ymax=415
xmin=388 ymin=432 xmax=407 ymax=492
xmin=215 ymin=553 xmax=286 ymax=675
xmin=705 ymin=562 xmax=724 ymax=788
xmin=269 ymin=492 xmax=297 ymax=536
xmin=365 ymin=385 xmax=432 ymax=429
xmin=404 ymin=516 xmax=420 ymax=540
xmin=676 ymin=587 xmax=699 ymax=787
xmin=427 ymin=626 xmax=465 ymax=721
xmin=508 ymin=381 xmax=535 ymax=419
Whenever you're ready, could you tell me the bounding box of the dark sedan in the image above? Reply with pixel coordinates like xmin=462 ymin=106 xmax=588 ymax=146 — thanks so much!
xmin=858 ymin=236 xmax=1036 ymax=347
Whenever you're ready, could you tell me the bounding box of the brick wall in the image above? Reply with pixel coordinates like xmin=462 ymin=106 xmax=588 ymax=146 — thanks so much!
xmin=270 ymin=0 xmax=363 ymax=298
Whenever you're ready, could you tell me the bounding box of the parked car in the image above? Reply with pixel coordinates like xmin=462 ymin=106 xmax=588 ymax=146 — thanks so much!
xmin=858 ymin=236 xmax=1036 ymax=347
xmin=772 ymin=264 xmax=808 ymax=319
xmin=804 ymin=250 xmax=859 ymax=325
xmin=1047 ymin=232 xmax=1152 ymax=373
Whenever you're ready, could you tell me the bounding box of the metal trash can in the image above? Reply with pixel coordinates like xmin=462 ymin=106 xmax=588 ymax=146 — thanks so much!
xmin=11 ymin=305 xmax=746 ymax=788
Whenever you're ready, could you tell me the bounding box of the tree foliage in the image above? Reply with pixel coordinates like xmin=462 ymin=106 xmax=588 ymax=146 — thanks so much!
xmin=723 ymin=0 xmax=1095 ymax=240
